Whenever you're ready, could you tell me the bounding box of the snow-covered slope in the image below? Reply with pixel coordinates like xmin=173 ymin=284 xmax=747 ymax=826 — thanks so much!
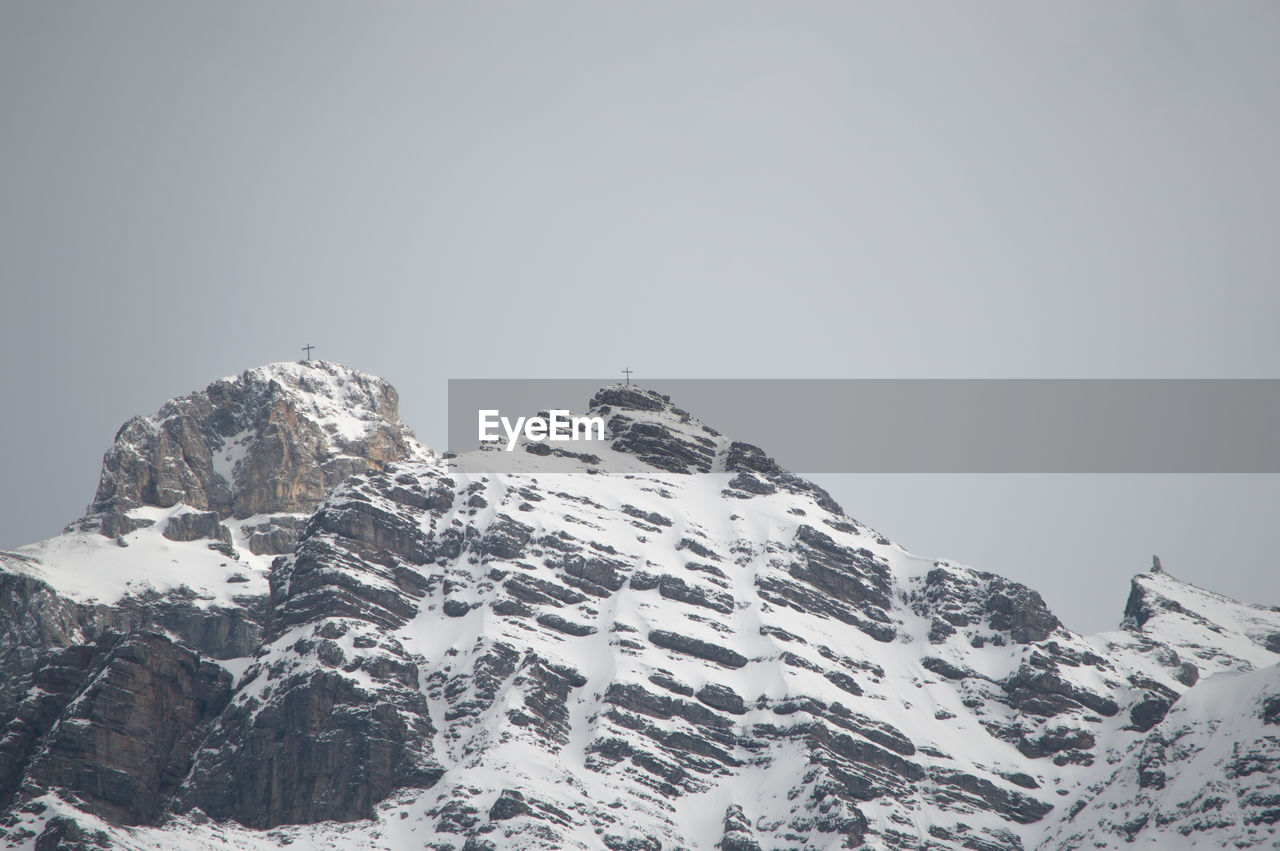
xmin=1046 ymin=663 xmax=1280 ymax=849
xmin=1117 ymin=568 xmax=1280 ymax=675
xmin=4 ymin=505 xmax=276 ymax=609
xmin=1 ymin=377 xmax=1277 ymax=851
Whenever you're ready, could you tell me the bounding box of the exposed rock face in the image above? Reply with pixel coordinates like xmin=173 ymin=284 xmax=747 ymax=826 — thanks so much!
xmin=88 ymin=361 xmax=428 ymax=525
xmin=4 ymin=376 xmax=1280 ymax=850
xmin=0 ymin=569 xmax=87 ymax=695
xmin=21 ymin=632 xmax=231 ymax=825
xmin=0 ymin=642 xmax=100 ymax=814
xmin=178 ymin=467 xmax=445 ymax=828
xmin=242 ymin=514 xmax=307 ymax=555
xmin=120 ymin=593 xmax=268 ymax=661
xmin=912 ymin=566 xmax=1063 ymax=645
xmin=0 ymin=562 xmax=263 ymax=819
xmin=592 ymin=386 xmax=721 ymax=474
xmin=717 ymin=803 xmax=763 ymax=850
xmin=162 ymin=511 xmax=231 ymax=545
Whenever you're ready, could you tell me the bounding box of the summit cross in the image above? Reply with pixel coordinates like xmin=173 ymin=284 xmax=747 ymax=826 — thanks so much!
xmin=622 ymin=367 xmax=633 ymax=385
xmin=302 ymin=344 xmax=315 ymax=361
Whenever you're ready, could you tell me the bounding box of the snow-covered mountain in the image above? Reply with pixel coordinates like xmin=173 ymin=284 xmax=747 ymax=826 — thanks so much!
xmin=1 ymin=365 xmax=1277 ymax=850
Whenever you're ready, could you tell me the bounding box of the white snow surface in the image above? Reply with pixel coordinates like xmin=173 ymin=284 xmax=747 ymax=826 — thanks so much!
xmin=3 ymin=506 xmax=278 ymax=607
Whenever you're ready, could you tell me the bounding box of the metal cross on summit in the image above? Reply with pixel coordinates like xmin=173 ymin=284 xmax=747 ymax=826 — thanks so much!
xmin=302 ymin=343 xmax=315 ymax=361
xmin=622 ymin=367 xmax=633 ymax=385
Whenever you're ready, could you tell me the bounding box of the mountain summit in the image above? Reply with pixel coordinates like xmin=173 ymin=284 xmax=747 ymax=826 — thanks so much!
xmin=1 ymin=366 xmax=1278 ymax=850
xmin=90 ymin=360 xmax=429 ymax=525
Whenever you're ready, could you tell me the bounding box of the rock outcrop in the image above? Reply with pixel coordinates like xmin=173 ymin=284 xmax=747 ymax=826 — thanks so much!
xmin=178 ymin=464 xmax=446 ymax=828
xmin=88 ymin=360 xmax=428 ymax=526
xmin=19 ymin=632 xmax=231 ymax=825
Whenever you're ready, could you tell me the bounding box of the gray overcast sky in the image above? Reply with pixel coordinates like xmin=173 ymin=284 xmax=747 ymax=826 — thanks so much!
xmin=2 ymin=2 xmax=1278 ymax=634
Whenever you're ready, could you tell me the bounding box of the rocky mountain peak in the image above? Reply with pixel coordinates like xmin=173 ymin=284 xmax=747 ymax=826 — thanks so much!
xmin=86 ymin=361 xmax=429 ymax=530
xmin=1120 ymin=566 xmax=1280 ymax=672
xmin=588 ymin=384 xmax=677 ymax=413
xmin=576 ymin=384 xmax=846 ymax=514
xmin=583 ymin=383 xmax=724 ymax=474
